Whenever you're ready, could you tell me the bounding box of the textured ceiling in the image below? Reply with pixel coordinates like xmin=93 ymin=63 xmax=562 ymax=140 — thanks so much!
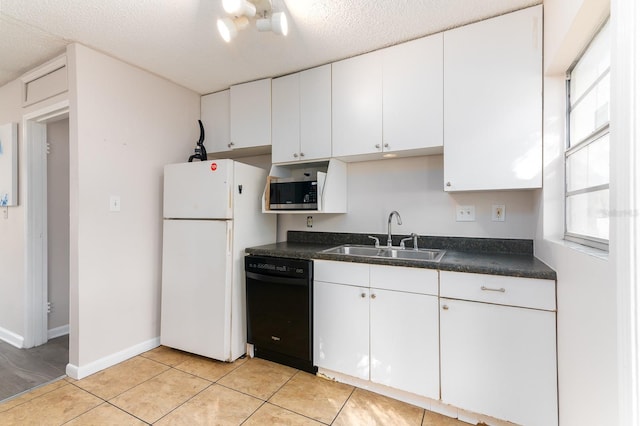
xmin=0 ymin=0 xmax=540 ymax=95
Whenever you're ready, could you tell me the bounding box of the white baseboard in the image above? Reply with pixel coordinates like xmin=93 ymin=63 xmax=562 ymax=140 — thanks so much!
xmin=47 ymin=325 xmax=69 ymax=339
xmin=0 ymin=326 xmax=24 ymax=348
xmin=66 ymin=336 xmax=160 ymax=380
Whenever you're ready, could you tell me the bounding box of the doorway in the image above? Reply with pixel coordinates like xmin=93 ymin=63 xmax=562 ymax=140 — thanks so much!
xmin=0 ymin=102 xmax=71 ymax=402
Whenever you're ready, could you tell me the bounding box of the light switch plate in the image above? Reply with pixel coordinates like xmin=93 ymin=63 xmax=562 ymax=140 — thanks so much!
xmin=109 ymin=196 xmax=121 ymax=212
xmin=456 ymin=205 xmax=475 ymax=222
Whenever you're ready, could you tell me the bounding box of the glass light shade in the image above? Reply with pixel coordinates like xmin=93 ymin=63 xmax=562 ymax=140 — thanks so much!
xmin=272 ymin=11 xmax=288 ymax=36
xmin=217 ymin=17 xmax=237 ymax=42
xmin=222 ymin=0 xmax=256 ymax=17
xmin=256 ymin=12 xmax=288 ymax=36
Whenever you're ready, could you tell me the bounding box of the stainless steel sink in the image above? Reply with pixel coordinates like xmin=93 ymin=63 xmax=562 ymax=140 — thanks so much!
xmin=381 ymin=248 xmax=445 ymax=262
xmin=322 ymin=245 xmax=385 ymax=256
xmin=321 ymin=245 xmax=445 ymax=262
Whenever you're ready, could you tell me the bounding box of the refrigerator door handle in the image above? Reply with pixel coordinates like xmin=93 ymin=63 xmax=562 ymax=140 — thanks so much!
xmin=227 ymin=227 xmax=232 ymax=255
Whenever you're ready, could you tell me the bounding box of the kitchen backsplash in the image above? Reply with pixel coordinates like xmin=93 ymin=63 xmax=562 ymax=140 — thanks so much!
xmin=277 ymin=155 xmax=538 ymax=242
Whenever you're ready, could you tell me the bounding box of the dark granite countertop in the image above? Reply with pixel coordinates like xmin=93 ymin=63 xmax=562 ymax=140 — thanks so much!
xmin=245 ymin=232 xmax=557 ymax=281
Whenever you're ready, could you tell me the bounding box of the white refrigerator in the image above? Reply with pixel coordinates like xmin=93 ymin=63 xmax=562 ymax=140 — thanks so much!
xmin=161 ymin=159 xmax=276 ymax=361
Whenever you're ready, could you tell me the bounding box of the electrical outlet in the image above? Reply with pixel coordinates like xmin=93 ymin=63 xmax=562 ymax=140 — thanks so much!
xmin=306 ymin=216 xmax=313 ymax=228
xmin=492 ymin=204 xmax=506 ymax=222
xmin=456 ymin=205 xmax=476 ymax=222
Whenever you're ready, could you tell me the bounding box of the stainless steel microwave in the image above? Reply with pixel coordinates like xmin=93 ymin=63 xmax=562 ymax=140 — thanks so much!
xmin=269 ymin=177 xmax=318 ymax=210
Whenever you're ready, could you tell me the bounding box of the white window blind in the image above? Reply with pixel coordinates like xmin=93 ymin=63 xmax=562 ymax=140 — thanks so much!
xmin=566 ymin=19 xmax=610 ymax=250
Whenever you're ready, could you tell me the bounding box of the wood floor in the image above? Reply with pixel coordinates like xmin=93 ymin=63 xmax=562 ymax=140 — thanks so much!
xmin=0 ymin=335 xmax=68 ymax=402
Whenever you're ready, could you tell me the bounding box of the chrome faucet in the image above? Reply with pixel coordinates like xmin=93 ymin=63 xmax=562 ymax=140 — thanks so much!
xmin=387 ymin=211 xmax=402 ymax=247
xmin=400 ymin=233 xmax=420 ymax=250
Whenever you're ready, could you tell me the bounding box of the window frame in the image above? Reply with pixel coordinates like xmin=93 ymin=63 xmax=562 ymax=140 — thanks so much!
xmin=564 ymin=18 xmax=610 ymax=251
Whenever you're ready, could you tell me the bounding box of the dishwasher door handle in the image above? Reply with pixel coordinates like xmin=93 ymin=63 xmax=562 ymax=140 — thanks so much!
xmin=246 ymin=271 xmax=310 ymax=287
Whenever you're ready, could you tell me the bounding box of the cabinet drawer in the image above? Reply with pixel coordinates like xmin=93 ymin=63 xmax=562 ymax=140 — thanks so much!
xmin=370 ymin=265 xmax=438 ymax=295
xmin=440 ymin=271 xmax=555 ymax=311
xmin=314 ymin=260 xmax=369 ymax=286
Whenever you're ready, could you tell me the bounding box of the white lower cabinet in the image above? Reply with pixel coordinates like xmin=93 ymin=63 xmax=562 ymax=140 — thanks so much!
xmin=314 ymin=281 xmax=370 ymax=380
xmin=314 ymin=260 xmax=440 ymax=399
xmin=315 ymin=262 xmax=558 ymax=425
xmin=440 ymin=271 xmax=558 ymax=426
xmin=370 ymin=288 xmax=439 ymax=398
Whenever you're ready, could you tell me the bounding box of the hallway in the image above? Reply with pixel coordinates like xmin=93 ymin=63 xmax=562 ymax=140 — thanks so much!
xmin=0 ymin=335 xmax=68 ymax=401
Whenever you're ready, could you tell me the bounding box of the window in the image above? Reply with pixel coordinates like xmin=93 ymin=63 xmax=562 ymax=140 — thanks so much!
xmin=566 ymin=19 xmax=610 ymax=250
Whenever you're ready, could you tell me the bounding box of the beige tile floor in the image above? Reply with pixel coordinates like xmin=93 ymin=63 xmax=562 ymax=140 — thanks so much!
xmin=0 ymin=346 xmax=469 ymax=425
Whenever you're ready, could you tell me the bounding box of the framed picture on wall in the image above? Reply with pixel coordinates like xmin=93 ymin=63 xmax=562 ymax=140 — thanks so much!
xmin=0 ymin=122 xmax=18 ymax=207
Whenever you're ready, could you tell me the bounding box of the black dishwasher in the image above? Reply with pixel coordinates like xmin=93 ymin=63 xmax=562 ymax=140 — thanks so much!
xmin=245 ymin=255 xmax=316 ymax=373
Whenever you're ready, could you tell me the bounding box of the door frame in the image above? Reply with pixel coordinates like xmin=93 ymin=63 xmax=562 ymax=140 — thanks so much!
xmin=22 ymin=100 xmax=69 ymax=348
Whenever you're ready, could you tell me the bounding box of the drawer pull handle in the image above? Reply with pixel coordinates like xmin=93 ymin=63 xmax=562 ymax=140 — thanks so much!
xmin=481 ymin=286 xmax=506 ymax=293
xmin=361 ymin=293 xmax=367 ymax=298
xmin=371 ymin=294 xmax=377 ymax=299
xmin=442 ymin=305 xmax=449 ymax=310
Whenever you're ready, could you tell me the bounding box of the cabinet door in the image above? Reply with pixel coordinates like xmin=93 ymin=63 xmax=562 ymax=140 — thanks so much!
xmin=230 ymin=78 xmax=271 ymax=150
xmin=370 ymin=289 xmax=439 ymax=399
xmin=314 ymin=281 xmax=369 ymax=380
xmin=272 ymin=73 xmax=300 ymax=163
xmin=201 ymin=90 xmax=230 ymax=154
xmin=443 ymin=5 xmax=542 ymax=191
xmin=382 ymin=33 xmax=443 ymax=153
xmin=300 ymin=64 xmax=332 ymax=161
xmin=440 ymin=298 xmax=558 ymax=426
xmin=332 ymin=51 xmax=383 ymax=157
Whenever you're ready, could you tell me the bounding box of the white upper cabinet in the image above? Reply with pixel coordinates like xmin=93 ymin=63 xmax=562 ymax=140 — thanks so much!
xmin=382 ymin=33 xmax=443 ymax=153
xmin=229 ymin=78 xmax=272 ymax=150
xmin=272 ymin=73 xmax=299 ymax=162
xmin=272 ymin=65 xmax=332 ymax=164
xmin=332 ymin=33 xmax=443 ymax=160
xmin=300 ymin=65 xmax=332 ymax=161
xmin=201 ymin=89 xmax=230 ymax=154
xmin=443 ymin=5 xmax=543 ymax=191
xmin=332 ymin=51 xmax=383 ymax=158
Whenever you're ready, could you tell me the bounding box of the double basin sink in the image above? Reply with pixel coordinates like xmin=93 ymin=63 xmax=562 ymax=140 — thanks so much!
xmin=322 ymin=244 xmax=445 ymax=262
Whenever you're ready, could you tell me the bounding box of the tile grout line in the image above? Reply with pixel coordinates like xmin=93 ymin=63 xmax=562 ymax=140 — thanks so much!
xmin=0 ymin=375 xmax=68 ymax=410
xmin=146 ymin=355 xmax=252 ymax=424
xmin=65 ymin=354 xmax=177 ymax=419
xmin=328 ymin=386 xmax=357 ymax=425
xmin=151 ymin=376 xmax=216 ymax=424
xmin=103 ymin=401 xmax=152 ymax=425
xmin=105 ymin=362 xmax=214 ymax=424
xmin=263 ymin=370 xmax=335 ymax=425
xmin=236 ymin=365 xmax=298 ymax=425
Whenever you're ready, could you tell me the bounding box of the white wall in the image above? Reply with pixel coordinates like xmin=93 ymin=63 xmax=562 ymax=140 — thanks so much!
xmin=0 ymin=73 xmax=69 ymax=346
xmin=536 ymin=0 xmax=617 ymax=425
xmin=66 ymin=44 xmax=200 ymax=372
xmin=278 ymin=155 xmax=537 ymax=242
xmin=47 ymin=118 xmax=70 ymax=332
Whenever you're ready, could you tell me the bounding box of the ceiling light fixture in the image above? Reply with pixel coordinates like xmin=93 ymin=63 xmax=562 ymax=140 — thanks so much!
xmin=222 ymin=0 xmax=256 ymax=17
xmin=217 ymin=0 xmax=289 ymax=42
xmin=217 ymin=16 xmax=250 ymax=42
xmin=256 ymin=11 xmax=288 ymax=36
